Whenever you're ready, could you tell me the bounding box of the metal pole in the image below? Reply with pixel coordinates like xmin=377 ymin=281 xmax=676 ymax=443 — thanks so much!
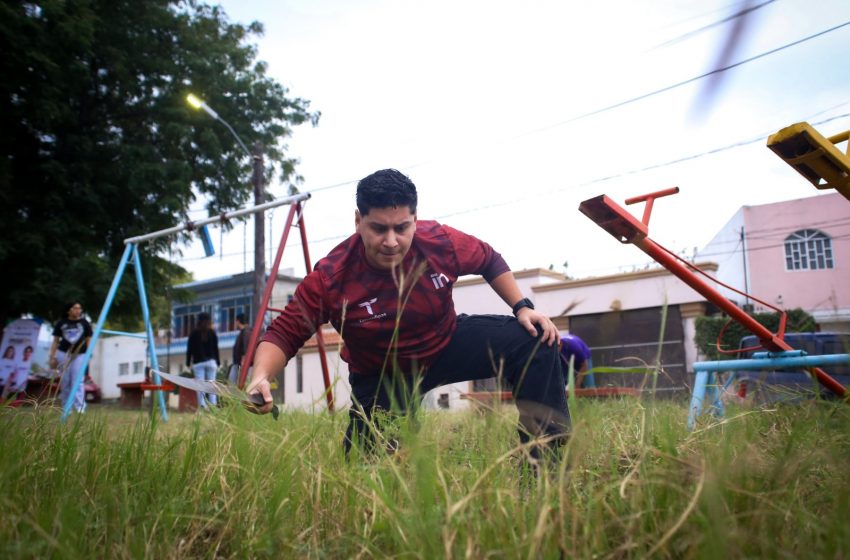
xmin=693 ymin=353 xmax=850 ymax=372
xmin=297 ymin=206 xmax=335 ymax=412
xmin=741 ymin=226 xmax=751 ymax=308
xmin=253 ymin=142 xmax=265 ymax=337
xmin=123 ymin=193 xmax=310 ymax=245
xmin=131 ymin=244 xmax=168 ymax=421
xmin=239 ymin=203 xmax=299 ymax=388
xmin=61 ymin=244 xmax=134 ymax=421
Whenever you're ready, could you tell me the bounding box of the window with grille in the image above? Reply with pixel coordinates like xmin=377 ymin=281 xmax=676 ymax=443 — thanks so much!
xmin=172 ymin=304 xmax=212 ymax=338
xmin=119 ymin=362 xmax=129 ymax=376
xmin=217 ymin=297 xmax=251 ymax=332
xmin=784 ymin=229 xmax=834 ymax=270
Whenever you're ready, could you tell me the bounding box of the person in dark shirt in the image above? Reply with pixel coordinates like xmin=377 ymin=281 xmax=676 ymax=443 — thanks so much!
xmin=49 ymin=301 xmax=93 ymax=414
xmin=228 ymin=313 xmax=250 ymax=385
xmin=186 ymin=312 xmax=220 ymax=409
xmin=247 ymin=169 xmax=570 ymax=464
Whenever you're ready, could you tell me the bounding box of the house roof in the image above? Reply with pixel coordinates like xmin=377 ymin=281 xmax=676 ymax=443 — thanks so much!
xmin=533 ymin=261 xmax=718 ymax=292
xmin=302 ymin=325 xmax=343 ymax=351
xmin=455 ymin=267 xmax=567 ymax=287
xmin=175 ymin=270 xmax=302 ymax=291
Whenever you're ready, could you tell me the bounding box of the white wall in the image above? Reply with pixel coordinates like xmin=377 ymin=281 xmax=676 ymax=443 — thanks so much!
xmin=453 ymin=269 xmax=566 ymax=315
xmin=532 ymin=265 xmax=717 ymax=317
xmin=90 ymin=335 xmax=149 ymax=399
xmin=695 ymin=208 xmax=747 ymax=306
xmin=279 ymin=345 xmax=351 ymax=412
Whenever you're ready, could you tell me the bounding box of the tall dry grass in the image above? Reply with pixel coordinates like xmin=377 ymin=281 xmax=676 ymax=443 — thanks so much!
xmin=1 ymin=395 xmax=849 ymax=559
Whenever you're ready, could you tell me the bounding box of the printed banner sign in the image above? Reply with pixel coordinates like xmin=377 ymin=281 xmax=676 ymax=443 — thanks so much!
xmin=0 ymin=319 xmax=42 ymax=394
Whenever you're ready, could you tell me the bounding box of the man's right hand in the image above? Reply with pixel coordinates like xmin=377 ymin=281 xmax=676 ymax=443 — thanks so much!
xmin=245 ymin=341 xmax=288 ymax=415
xmin=245 ymin=376 xmax=275 ymax=415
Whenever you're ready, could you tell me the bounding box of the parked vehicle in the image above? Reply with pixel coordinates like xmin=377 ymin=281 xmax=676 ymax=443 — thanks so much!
xmin=83 ymin=375 xmax=103 ymax=403
xmin=736 ymin=332 xmax=850 ymax=401
xmin=22 ymin=374 xmax=103 ymax=404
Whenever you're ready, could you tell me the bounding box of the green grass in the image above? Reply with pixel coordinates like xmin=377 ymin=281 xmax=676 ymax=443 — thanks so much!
xmin=1 ymin=397 xmax=849 ymax=559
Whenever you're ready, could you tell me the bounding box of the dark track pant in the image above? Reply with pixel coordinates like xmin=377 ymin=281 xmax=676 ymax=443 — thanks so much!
xmin=344 ymin=314 xmax=571 ymax=458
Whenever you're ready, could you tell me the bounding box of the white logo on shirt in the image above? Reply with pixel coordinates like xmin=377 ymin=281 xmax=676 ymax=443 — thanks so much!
xmin=62 ymin=324 xmax=84 ymax=344
xmin=430 ymin=272 xmax=449 ymax=289
xmin=358 ymin=298 xmax=378 ymax=315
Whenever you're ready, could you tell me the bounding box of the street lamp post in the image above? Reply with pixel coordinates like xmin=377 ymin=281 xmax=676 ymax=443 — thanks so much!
xmin=251 ymin=140 xmax=265 ymax=330
xmin=187 ymin=93 xmax=266 ymax=329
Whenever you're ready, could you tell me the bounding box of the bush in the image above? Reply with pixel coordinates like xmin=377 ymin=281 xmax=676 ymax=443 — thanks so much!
xmin=695 ymin=307 xmax=816 ymax=361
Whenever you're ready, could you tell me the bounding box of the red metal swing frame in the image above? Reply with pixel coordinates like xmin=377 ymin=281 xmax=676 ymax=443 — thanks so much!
xmin=236 ymin=201 xmax=334 ymax=412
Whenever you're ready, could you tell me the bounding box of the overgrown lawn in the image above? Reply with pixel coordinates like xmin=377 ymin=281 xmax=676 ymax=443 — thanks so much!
xmin=1 ymin=397 xmax=848 ymax=558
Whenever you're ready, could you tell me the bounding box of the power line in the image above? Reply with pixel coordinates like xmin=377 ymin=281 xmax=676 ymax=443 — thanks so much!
xmin=518 ymin=20 xmax=850 ymax=139
xmin=424 ymin=112 xmax=850 ymax=221
xmin=698 ymin=216 xmax=850 ymax=248
xmin=578 ymin=232 xmax=850 ymax=276
xmin=177 ymin=106 xmax=850 ymax=265
xmin=653 ymin=0 xmax=757 ymax=33
xmin=651 ymin=0 xmax=776 ymax=50
xmin=176 ymin=22 xmax=850 ymax=267
xmin=241 ymin=112 xmax=850 ymax=255
xmin=181 ymin=19 xmax=850 ymax=219
xmin=697 ymin=233 xmax=850 ymax=259
xmin=285 ymin=22 xmax=850 ymax=203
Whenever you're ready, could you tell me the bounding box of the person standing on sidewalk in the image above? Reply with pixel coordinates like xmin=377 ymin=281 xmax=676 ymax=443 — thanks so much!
xmin=228 ymin=313 xmax=250 ymax=385
xmin=49 ymin=302 xmax=92 ymax=414
xmin=186 ymin=312 xmax=220 ymax=410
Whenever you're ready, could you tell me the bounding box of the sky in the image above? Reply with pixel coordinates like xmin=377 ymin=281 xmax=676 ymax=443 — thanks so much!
xmin=178 ymin=0 xmax=850 ymax=282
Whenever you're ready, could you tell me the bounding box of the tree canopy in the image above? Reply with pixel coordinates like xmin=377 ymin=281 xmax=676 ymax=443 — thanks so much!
xmin=0 ymin=0 xmax=319 ymax=327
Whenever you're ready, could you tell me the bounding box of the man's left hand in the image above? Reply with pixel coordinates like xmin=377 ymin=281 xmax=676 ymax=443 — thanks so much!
xmin=516 ymin=308 xmax=559 ymax=346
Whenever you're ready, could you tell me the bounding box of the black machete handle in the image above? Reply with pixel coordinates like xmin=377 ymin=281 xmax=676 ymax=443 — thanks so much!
xmin=246 ymin=392 xmax=280 ymax=421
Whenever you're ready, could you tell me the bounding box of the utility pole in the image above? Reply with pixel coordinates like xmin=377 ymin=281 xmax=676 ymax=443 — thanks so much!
xmin=741 ymin=226 xmax=751 ymax=311
xmin=252 ymin=141 xmax=265 ymax=327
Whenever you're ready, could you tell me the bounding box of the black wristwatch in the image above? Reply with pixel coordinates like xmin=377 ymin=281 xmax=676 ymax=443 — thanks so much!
xmin=512 ymin=297 xmax=535 ymax=316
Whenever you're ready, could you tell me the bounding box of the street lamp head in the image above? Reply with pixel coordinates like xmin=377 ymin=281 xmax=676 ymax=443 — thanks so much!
xmin=186 ymin=93 xmax=219 ymax=120
xmin=186 ymin=92 xmax=250 ymax=156
xmin=186 ymin=93 xmax=204 ymax=109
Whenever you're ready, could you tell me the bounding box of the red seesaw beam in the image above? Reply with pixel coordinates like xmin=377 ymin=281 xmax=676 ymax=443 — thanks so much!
xmin=578 ymin=190 xmax=848 ymax=399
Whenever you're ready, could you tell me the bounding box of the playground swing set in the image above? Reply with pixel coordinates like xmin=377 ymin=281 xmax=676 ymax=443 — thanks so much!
xmin=60 ymin=192 xmax=334 ymax=422
xmin=578 ymin=120 xmax=850 ymax=429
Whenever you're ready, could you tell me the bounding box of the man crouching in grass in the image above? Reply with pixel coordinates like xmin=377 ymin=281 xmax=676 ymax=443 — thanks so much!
xmin=247 ymin=168 xmax=570 ymax=467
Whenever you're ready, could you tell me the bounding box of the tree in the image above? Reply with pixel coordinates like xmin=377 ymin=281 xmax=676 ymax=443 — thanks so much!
xmin=0 ymin=0 xmax=319 ymax=326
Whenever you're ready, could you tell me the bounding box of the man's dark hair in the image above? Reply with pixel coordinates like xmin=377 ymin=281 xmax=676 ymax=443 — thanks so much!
xmin=63 ymin=301 xmax=81 ymax=317
xmin=356 ymin=169 xmax=417 ymax=215
xmin=236 ymin=313 xmax=247 ymax=324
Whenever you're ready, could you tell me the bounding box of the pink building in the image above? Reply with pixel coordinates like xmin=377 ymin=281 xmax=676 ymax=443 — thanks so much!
xmin=698 ymin=192 xmax=850 ymax=331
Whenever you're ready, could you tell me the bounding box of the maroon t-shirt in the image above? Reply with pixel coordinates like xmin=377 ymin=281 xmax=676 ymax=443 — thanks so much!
xmin=262 ymin=220 xmax=510 ymax=375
